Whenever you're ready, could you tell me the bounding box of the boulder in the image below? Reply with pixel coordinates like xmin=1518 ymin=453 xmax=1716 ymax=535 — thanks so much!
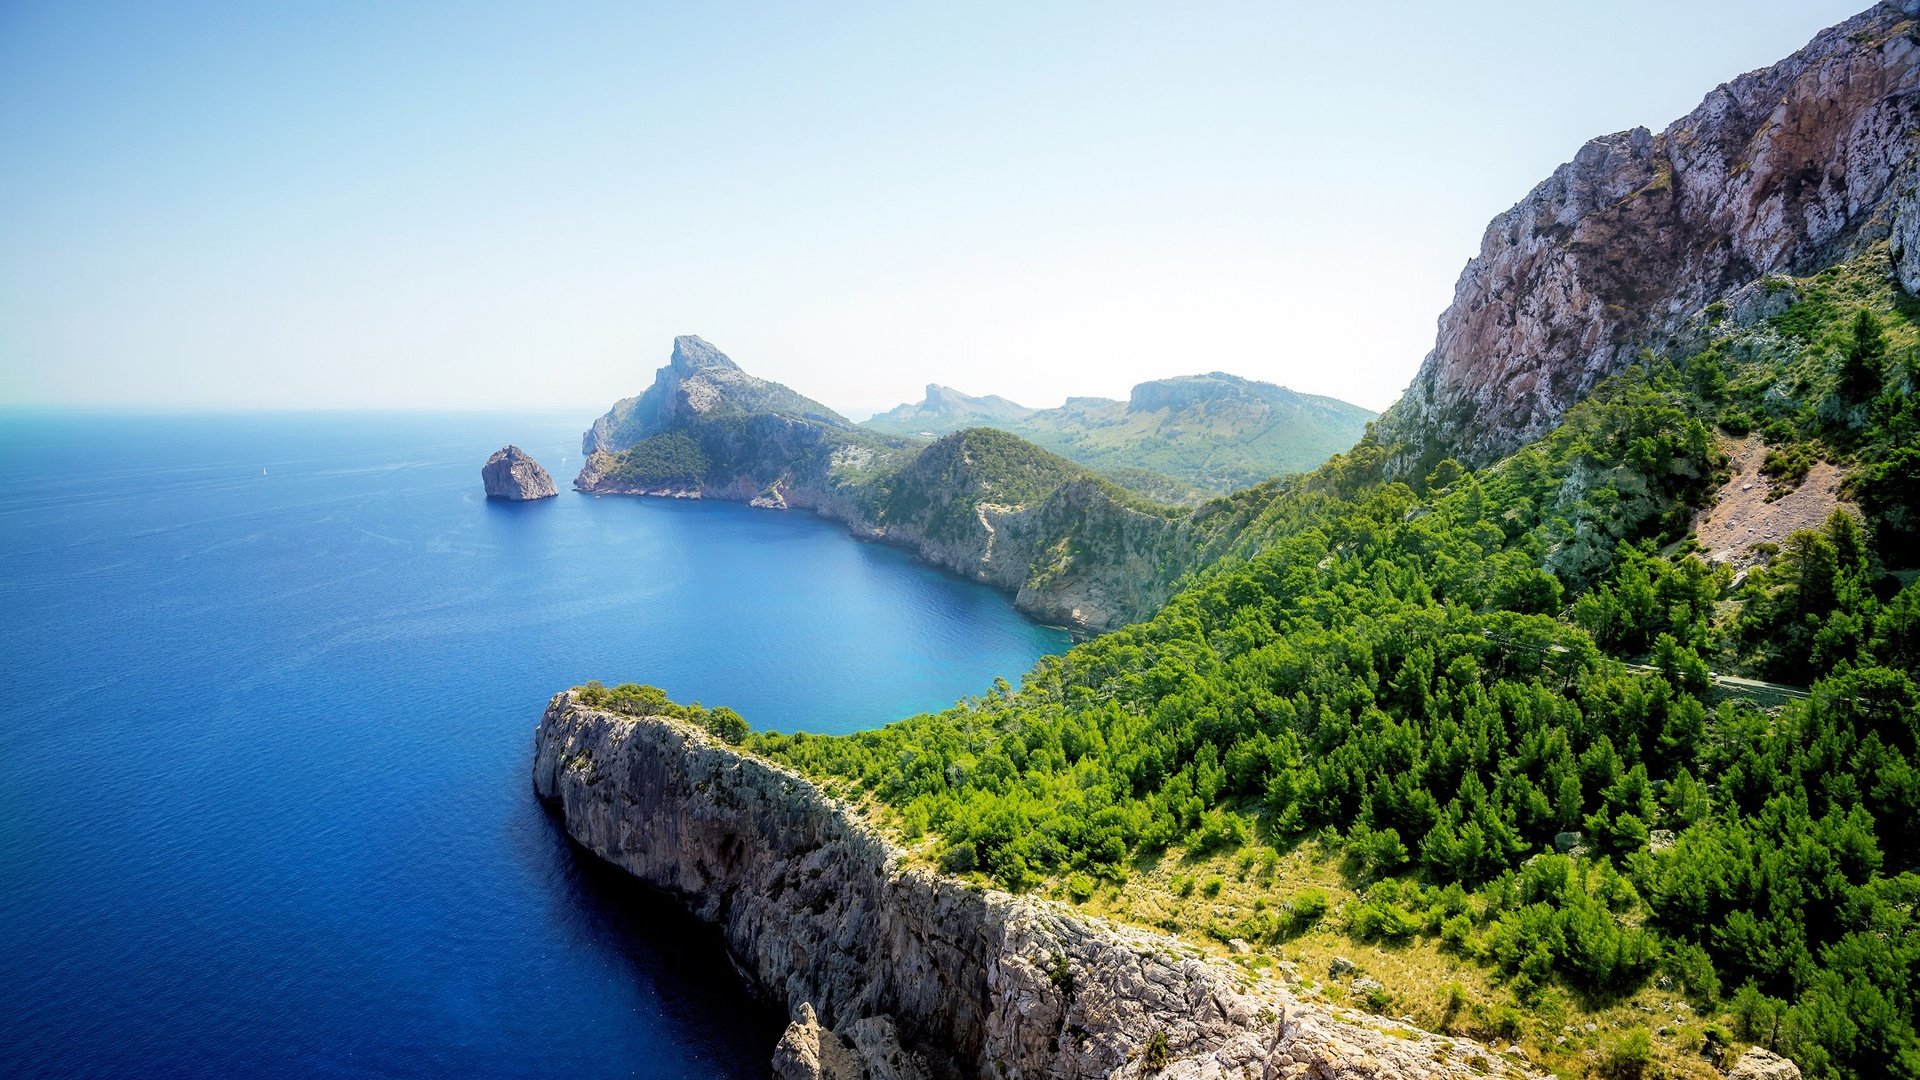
xmin=482 ymin=445 xmax=557 ymax=500
xmin=1727 ymin=1047 xmax=1802 ymax=1080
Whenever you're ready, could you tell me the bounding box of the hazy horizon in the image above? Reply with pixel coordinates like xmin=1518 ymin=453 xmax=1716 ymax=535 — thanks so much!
xmin=0 ymin=1 xmax=1865 ymax=418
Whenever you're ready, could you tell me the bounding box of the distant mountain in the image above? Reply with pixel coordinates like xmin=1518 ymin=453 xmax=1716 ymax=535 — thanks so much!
xmin=573 ymin=338 xmax=1199 ymax=631
xmin=584 ymin=335 xmax=853 ymax=457
xmin=866 ymin=384 xmax=1034 ymax=435
xmin=865 ymin=372 xmax=1375 ymax=496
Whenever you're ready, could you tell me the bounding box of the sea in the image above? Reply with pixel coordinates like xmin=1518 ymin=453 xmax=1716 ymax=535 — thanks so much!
xmin=0 ymin=410 xmax=1069 ymax=1079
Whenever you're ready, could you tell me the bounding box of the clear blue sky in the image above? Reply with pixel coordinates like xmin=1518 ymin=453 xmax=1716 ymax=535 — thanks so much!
xmin=0 ymin=1 xmax=1868 ymax=416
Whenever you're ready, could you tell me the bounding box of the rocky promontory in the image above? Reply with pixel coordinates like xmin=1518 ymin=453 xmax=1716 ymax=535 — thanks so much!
xmin=1374 ymin=0 xmax=1920 ymax=470
xmin=482 ymin=445 xmax=558 ymax=500
xmin=572 ymin=337 xmax=1200 ymax=632
xmin=532 ymin=692 xmax=1540 ymax=1080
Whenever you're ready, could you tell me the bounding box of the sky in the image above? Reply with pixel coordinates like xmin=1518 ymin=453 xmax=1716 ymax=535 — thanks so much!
xmin=0 ymin=1 xmax=1870 ymax=419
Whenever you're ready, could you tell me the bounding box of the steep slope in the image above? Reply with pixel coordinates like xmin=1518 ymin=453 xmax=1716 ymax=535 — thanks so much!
xmin=548 ymin=8 xmax=1920 ymax=1079
xmin=739 ymin=241 xmax=1920 ymax=1078
xmin=575 ymin=336 xmax=915 ymax=507
xmin=1373 ymin=1 xmax=1920 ymax=471
xmin=867 ymin=372 xmax=1376 ymax=497
xmin=574 ymin=341 xmax=1196 ymax=631
xmin=583 ymin=334 xmax=855 ymax=457
xmin=534 ymin=694 xmax=1537 ymax=1080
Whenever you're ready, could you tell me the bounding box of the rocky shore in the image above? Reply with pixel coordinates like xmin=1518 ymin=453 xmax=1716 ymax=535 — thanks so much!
xmin=531 ymin=692 xmax=1542 ymax=1080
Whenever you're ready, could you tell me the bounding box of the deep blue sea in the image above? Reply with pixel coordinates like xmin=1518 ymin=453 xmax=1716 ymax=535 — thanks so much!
xmin=0 ymin=411 xmax=1068 ymax=1079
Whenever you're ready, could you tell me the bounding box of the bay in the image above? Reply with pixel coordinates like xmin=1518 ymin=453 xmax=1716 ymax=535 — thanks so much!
xmin=0 ymin=410 xmax=1068 ymax=1078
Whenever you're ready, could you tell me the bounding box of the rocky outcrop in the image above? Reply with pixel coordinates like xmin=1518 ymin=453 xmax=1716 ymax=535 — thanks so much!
xmin=584 ymin=335 xmax=854 ymax=458
xmin=1894 ymin=170 xmax=1920 ymax=294
xmin=1376 ymin=2 xmax=1920 ymax=469
xmin=1727 ymin=1047 xmax=1802 ymax=1080
xmin=533 ymin=693 xmax=1541 ymax=1080
xmin=481 ymin=445 xmax=557 ymax=500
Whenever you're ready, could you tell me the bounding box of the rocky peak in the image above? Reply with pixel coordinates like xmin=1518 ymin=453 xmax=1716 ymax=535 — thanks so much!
xmin=922 ymin=383 xmax=956 ymax=404
xmin=583 ymin=337 xmax=854 ymax=456
xmin=481 ymin=445 xmax=558 ymax=500
xmin=1375 ymin=2 xmax=1920 ymax=469
xmin=866 ymin=384 xmax=1034 ymax=431
xmin=667 ymin=334 xmax=741 ymax=375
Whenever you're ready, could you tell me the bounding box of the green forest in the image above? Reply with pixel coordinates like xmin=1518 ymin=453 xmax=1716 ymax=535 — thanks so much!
xmin=599 ymin=431 xmax=711 ymax=487
xmin=589 ymin=248 xmax=1920 ymax=1080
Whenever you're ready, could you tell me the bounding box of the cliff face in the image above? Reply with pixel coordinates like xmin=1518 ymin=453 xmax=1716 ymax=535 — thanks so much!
xmin=532 ymin=694 xmax=1538 ymax=1080
xmin=481 ymin=445 xmax=558 ymax=500
xmin=584 ymin=335 xmax=855 ymax=457
xmin=1376 ymin=2 xmax=1920 ymax=468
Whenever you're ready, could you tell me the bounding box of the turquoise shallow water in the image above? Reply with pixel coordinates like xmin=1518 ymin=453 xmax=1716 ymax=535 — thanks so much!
xmin=0 ymin=410 xmax=1068 ymax=1079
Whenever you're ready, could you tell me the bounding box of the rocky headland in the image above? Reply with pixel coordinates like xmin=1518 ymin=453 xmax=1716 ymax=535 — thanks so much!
xmin=1373 ymin=0 xmax=1920 ymax=471
xmin=482 ymin=445 xmax=558 ymax=500
xmin=572 ymin=337 xmax=1200 ymax=632
xmin=532 ymin=693 xmax=1543 ymax=1080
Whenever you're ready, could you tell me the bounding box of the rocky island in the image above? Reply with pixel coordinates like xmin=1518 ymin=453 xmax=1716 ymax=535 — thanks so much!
xmin=482 ymin=445 xmax=558 ymax=500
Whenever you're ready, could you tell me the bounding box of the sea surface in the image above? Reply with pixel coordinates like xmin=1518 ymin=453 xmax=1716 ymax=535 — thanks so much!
xmin=0 ymin=410 xmax=1069 ymax=1079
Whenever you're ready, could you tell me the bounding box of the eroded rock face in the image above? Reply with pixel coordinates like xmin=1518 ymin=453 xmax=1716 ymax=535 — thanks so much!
xmin=532 ymin=694 xmax=1544 ymax=1080
xmin=481 ymin=445 xmax=557 ymax=500
xmin=1376 ymin=3 xmax=1920 ymax=469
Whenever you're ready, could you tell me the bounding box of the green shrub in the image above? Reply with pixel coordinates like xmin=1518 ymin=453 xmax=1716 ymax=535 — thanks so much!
xmin=1141 ymin=1030 xmax=1170 ymax=1071
xmin=1599 ymin=1027 xmax=1653 ymax=1080
xmin=1065 ymin=873 xmax=1095 ymax=903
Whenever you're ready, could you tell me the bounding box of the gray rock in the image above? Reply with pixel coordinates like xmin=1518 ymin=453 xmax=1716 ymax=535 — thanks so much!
xmin=1552 ymin=831 xmax=1595 ymax=857
xmin=1329 ymin=955 xmax=1358 ymax=976
xmin=532 ymin=694 xmax=1543 ymax=1079
xmin=1894 ymin=173 xmax=1920 ymax=297
xmin=1727 ymin=1046 xmax=1802 ymax=1080
xmin=1374 ymin=3 xmax=1920 ymax=468
xmin=772 ymin=1003 xmax=922 ymax=1080
xmin=481 ymin=445 xmax=557 ymax=500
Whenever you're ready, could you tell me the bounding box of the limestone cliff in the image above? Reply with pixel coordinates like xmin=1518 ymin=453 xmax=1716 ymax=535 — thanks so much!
xmin=1375 ymin=1 xmax=1920 ymax=469
xmin=532 ymin=693 xmax=1539 ymax=1080
xmin=584 ymin=334 xmax=855 ymax=457
xmin=481 ymin=445 xmax=557 ymax=500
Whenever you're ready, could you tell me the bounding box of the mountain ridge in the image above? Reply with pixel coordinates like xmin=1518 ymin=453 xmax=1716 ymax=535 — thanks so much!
xmin=866 ymin=371 xmax=1375 ymax=497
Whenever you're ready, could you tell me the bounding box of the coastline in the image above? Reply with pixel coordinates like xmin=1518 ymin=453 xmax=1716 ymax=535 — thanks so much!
xmin=570 ymin=471 xmax=1185 ymax=637
xmin=532 ymin=691 xmax=1539 ymax=1079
